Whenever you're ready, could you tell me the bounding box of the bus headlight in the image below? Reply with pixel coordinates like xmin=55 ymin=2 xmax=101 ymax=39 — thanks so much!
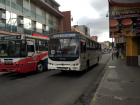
xmin=49 ymin=63 xmax=53 ymax=65
xmin=73 ymin=67 xmax=77 ymax=70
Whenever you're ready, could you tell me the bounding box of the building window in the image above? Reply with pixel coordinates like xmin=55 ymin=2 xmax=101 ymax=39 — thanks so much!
xmin=36 ymin=22 xmax=42 ymax=34
xmin=24 ymin=18 xmax=32 ymax=35
xmin=6 ymin=11 xmax=17 ymax=32
xmin=0 ymin=0 xmax=5 ymax=4
xmin=49 ymin=13 xmax=53 ymax=25
xmin=23 ymin=0 xmax=30 ymax=15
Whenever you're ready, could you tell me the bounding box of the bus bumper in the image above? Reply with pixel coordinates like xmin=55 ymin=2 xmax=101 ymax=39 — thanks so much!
xmin=48 ymin=65 xmax=81 ymax=71
xmin=0 ymin=66 xmax=28 ymax=73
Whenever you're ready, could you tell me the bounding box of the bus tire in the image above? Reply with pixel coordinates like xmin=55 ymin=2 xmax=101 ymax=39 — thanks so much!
xmin=97 ymin=57 xmax=99 ymax=64
xmin=36 ymin=62 xmax=44 ymax=73
xmin=85 ymin=62 xmax=89 ymax=71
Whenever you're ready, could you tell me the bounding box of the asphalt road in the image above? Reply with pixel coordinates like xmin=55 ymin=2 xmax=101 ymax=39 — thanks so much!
xmin=0 ymin=53 xmax=111 ymax=105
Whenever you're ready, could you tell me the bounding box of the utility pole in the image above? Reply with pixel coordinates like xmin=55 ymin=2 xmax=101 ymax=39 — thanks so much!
xmin=112 ymin=38 xmax=113 ymax=60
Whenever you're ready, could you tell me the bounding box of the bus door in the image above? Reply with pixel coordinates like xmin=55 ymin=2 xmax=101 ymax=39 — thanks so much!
xmin=81 ymin=39 xmax=86 ymax=70
xmin=26 ymin=39 xmax=36 ymax=72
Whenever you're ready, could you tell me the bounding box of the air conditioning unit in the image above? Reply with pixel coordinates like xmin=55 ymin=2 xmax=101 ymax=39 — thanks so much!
xmin=18 ymin=15 xmax=23 ymax=18
xmin=19 ymin=20 xmax=23 ymax=25
xmin=33 ymin=28 xmax=36 ymax=31
xmin=0 ymin=8 xmax=5 ymax=10
xmin=43 ymin=29 xmax=46 ymax=33
xmin=1 ymin=13 xmax=6 ymax=20
xmin=32 ymin=20 xmax=36 ymax=23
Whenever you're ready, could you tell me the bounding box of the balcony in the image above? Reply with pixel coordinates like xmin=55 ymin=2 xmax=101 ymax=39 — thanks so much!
xmin=31 ymin=0 xmax=63 ymax=18
xmin=44 ymin=0 xmax=59 ymax=11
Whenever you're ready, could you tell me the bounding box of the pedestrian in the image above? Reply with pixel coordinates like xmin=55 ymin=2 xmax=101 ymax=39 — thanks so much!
xmin=116 ymin=50 xmax=119 ymax=59
xmin=114 ymin=50 xmax=116 ymax=57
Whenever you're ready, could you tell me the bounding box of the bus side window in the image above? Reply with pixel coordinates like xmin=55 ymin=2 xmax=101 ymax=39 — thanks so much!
xmin=27 ymin=41 xmax=34 ymax=57
xmin=90 ymin=41 xmax=92 ymax=50
xmin=35 ymin=40 xmax=38 ymax=51
xmin=45 ymin=41 xmax=48 ymax=51
xmin=39 ymin=40 xmax=47 ymax=51
xmin=93 ymin=42 xmax=95 ymax=50
xmin=86 ymin=39 xmax=90 ymax=50
xmin=81 ymin=42 xmax=86 ymax=53
xmin=21 ymin=40 xmax=26 ymax=57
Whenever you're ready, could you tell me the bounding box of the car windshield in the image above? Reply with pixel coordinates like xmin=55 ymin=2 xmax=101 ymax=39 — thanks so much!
xmin=0 ymin=40 xmax=26 ymax=57
xmin=49 ymin=38 xmax=79 ymax=57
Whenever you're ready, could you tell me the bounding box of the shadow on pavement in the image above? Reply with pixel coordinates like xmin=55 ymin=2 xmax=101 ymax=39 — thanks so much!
xmin=50 ymin=63 xmax=100 ymax=78
xmin=0 ymin=70 xmax=50 ymax=80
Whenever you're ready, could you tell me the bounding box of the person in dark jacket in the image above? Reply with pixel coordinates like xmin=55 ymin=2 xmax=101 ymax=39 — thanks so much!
xmin=116 ymin=50 xmax=119 ymax=59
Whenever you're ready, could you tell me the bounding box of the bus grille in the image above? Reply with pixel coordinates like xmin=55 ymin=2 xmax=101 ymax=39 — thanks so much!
xmin=57 ymin=67 xmax=68 ymax=69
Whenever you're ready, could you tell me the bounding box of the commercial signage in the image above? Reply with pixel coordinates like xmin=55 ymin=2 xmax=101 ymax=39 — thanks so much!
xmin=109 ymin=0 xmax=140 ymax=7
xmin=109 ymin=2 xmax=140 ymax=38
xmin=32 ymin=33 xmax=50 ymax=39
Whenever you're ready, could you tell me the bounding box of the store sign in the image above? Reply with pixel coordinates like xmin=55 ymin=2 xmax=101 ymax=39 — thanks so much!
xmin=109 ymin=2 xmax=140 ymax=38
xmin=109 ymin=0 xmax=140 ymax=6
xmin=32 ymin=33 xmax=50 ymax=39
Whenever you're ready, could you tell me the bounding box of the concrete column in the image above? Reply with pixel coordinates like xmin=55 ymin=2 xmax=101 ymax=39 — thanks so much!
xmin=126 ymin=37 xmax=138 ymax=65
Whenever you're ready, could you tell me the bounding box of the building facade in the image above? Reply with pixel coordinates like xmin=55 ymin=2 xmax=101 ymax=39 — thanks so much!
xmin=0 ymin=0 xmax=71 ymax=37
xmin=91 ymin=36 xmax=98 ymax=41
xmin=71 ymin=25 xmax=90 ymax=36
xmin=108 ymin=0 xmax=140 ymax=65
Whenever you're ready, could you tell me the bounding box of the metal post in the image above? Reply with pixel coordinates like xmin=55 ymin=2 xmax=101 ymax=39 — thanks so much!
xmin=29 ymin=0 xmax=31 ymax=16
xmin=112 ymin=38 xmax=113 ymax=60
xmin=10 ymin=0 xmax=12 ymax=32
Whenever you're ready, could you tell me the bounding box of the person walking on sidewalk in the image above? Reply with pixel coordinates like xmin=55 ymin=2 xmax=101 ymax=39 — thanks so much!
xmin=116 ymin=50 xmax=119 ymax=59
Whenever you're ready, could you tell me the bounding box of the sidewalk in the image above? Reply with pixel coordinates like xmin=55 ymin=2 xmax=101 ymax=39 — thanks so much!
xmin=90 ymin=57 xmax=140 ymax=105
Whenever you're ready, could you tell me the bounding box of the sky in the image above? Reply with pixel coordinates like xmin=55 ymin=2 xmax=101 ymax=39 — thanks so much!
xmin=55 ymin=0 xmax=112 ymax=42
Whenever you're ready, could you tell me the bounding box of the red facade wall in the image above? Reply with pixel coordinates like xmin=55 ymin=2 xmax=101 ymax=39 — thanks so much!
xmin=59 ymin=11 xmax=71 ymax=32
xmin=91 ymin=36 xmax=98 ymax=41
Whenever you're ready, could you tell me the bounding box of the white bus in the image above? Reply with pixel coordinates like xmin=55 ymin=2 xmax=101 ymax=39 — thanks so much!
xmin=0 ymin=34 xmax=49 ymax=73
xmin=48 ymin=32 xmax=102 ymax=71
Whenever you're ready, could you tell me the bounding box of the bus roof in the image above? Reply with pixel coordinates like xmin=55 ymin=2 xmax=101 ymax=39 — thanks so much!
xmin=1 ymin=34 xmax=49 ymax=41
xmin=51 ymin=31 xmax=100 ymax=44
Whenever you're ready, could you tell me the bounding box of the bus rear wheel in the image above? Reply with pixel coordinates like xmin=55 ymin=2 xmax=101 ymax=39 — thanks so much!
xmin=36 ymin=62 xmax=44 ymax=73
xmin=85 ymin=63 xmax=89 ymax=71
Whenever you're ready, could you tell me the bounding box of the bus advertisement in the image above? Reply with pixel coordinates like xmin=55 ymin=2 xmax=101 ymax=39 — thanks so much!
xmin=109 ymin=1 xmax=140 ymax=37
xmin=48 ymin=32 xmax=102 ymax=71
xmin=0 ymin=34 xmax=49 ymax=73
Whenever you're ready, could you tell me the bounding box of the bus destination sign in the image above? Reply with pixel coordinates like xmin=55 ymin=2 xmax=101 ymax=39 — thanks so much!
xmin=1 ymin=35 xmax=21 ymax=40
xmin=60 ymin=34 xmax=75 ymax=37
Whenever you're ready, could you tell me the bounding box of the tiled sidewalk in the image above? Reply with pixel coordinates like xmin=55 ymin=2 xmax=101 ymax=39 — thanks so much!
xmin=90 ymin=58 xmax=140 ymax=105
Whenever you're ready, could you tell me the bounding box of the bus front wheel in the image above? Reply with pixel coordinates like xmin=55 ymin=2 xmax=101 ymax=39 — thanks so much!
xmin=36 ymin=62 xmax=44 ymax=73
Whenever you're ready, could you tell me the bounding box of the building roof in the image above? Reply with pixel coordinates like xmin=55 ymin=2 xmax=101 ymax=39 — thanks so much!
xmin=52 ymin=0 xmax=60 ymax=7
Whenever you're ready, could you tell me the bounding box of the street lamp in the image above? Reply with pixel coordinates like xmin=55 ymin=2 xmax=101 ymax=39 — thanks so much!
xmin=106 ymin=11 xmax=113 ymax=60
xmin=106 ymin=11 xmax=109 ymax=17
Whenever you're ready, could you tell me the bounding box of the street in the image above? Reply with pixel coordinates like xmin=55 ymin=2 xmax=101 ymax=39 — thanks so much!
xmin=0 ymin=53 xmax=111 ymax=105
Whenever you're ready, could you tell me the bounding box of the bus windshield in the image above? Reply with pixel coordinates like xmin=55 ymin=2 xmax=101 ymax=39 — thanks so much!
xmin=0 ymin=40 xmax=26 ymax=57
xmin=49 ymin=38 xmax=79 ymax=57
